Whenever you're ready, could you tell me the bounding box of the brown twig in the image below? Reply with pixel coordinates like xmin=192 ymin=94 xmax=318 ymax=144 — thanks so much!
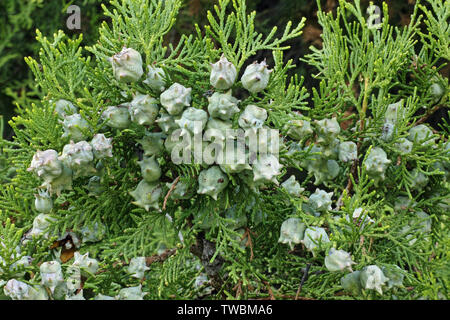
xmin=336 ymin=159 xmax=357 ymax=209
xmin=257 ymin=294 xmax=315 ymax=300
xmin=44 ymin=287 xmax=53 ymax=300
xmin=263 ymin=281 xmax=276 ymax=300
xmin=162 ymin=176 xmax=180 ymax=210
xmin=233 ymin=281 xmax=243 ymax=299
xmin=337 ymin=77 xmax=370 ymax=210
xmin=96 ymin=248 xmax=178 ymax=276
xmin=242 ymin=227 xmax=255 ymax=261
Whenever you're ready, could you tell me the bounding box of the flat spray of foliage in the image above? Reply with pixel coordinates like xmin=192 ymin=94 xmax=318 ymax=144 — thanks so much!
xmin=0 ymin=0 xmax=103 ymax=138
xmin=0 ymin=0 xmax=449 ymax=300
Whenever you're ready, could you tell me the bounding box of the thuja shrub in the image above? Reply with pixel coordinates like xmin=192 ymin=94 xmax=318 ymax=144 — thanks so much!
xmin=0 ymin=0 xmax=449 ymax=300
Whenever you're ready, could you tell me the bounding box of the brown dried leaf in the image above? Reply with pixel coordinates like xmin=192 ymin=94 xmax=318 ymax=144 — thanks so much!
xmin=302 ymin=24 xmax=323 ymax=48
